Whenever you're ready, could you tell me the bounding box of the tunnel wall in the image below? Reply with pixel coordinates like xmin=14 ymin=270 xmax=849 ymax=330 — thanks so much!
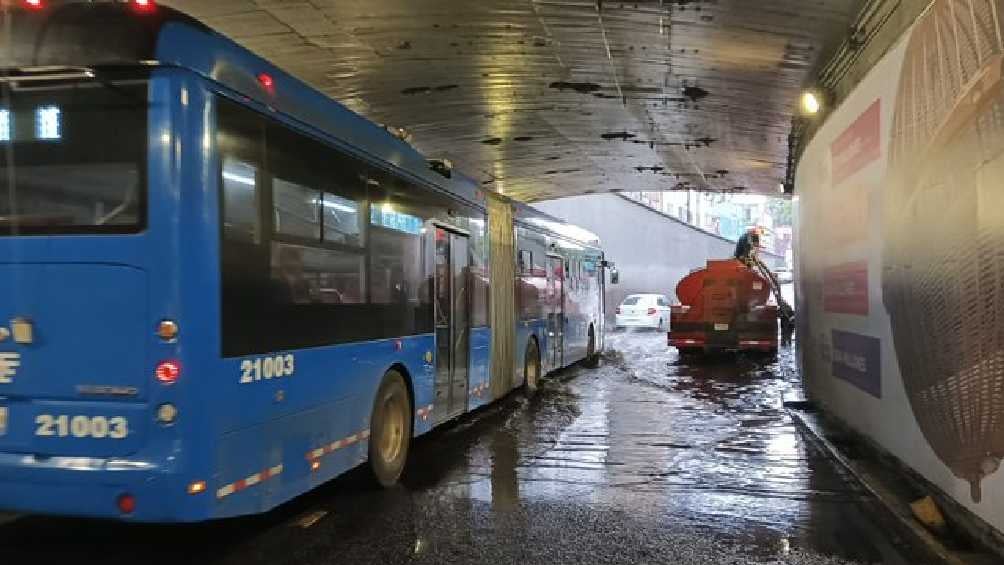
xmin=534 ymin=194 xmax=784 ymax=319
xmin=796 ymin=0 xmax=1004 ymax=535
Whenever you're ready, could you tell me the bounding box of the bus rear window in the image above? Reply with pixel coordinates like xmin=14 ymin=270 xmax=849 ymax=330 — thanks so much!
xmin=0 ymin=76 xmax=148 ymax=235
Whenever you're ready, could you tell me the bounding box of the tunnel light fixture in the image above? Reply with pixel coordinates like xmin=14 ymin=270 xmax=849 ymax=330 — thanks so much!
xmin=800 ymin=91 xmax=821 ymax=116
xmin=0 ymin=109 xmax=10 ymax=142
xmin=35 ymin=105 xmax=61 ymax=140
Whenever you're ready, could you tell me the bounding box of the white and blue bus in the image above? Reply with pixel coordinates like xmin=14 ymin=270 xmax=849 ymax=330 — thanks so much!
xmin=0 ymin=1 xmax=610 ymax=521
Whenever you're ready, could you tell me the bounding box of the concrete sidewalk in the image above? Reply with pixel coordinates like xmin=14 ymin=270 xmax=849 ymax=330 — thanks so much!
xmin=787 ymin=405 xmax=1002 ymax=565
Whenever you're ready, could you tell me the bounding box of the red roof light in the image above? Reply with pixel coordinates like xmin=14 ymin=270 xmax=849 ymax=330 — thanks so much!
xmin=132 ymin=0 xmax=155 ymax=11
xmin=24 ymin=0 xmax=44 ymax=9
xmin=257 ymin=73 xmax=275 ymax=93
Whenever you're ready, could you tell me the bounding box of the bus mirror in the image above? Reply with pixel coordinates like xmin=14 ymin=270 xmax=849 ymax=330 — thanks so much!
xmin=610 ymin=268 xmax=620 ymax=285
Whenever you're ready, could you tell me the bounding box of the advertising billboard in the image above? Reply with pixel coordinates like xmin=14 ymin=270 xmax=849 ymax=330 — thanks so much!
xmin=796 ymin=0 xmax=1004 ymax=526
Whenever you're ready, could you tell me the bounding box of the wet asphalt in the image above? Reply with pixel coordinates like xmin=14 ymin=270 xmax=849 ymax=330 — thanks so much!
xmin=0 ymin=329 xmax=916 ymax=565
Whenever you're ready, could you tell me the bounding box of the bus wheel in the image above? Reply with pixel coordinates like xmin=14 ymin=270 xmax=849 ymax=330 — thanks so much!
xmin=524 ymin=339 xmax=541 ymax=396
xmin=584 ymin=325 xmax=600 ymax=368
xmin=368 ymin=370 xmax=412 ymax=488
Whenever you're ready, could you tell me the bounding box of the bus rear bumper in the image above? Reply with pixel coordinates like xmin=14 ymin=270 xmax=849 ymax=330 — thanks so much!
xmin=0 ymin=453 xmax=197 ymax=521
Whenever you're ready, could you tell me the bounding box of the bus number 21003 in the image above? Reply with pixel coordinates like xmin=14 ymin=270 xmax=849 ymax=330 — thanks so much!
xmin=35 ymin=415 xmax=129 ymax=439
xmin=240 ymin=354 xmax=295 ymax=384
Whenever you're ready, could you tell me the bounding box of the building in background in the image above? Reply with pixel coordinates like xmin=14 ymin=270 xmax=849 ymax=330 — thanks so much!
xmin=621 ymin=191 xmax=793 ymax=258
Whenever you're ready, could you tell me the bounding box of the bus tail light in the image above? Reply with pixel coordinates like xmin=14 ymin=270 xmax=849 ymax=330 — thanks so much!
xmin=117 ymin=493 xmax=136 ymax=515
xmin=155 ymin=360 xmax=181 ymax=384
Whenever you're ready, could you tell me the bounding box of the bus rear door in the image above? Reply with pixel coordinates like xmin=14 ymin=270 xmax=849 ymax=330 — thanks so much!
xmin=433 ymin=226 xmax=471 ymax=420
xmin=546 ymin=254 xmax=565 ymax=371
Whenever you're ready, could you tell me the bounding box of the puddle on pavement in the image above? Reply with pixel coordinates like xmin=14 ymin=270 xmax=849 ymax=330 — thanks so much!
xmin=0 ymin=330 xmax=914 ymax=565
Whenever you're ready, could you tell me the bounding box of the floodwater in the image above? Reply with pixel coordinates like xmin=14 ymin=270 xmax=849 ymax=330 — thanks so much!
xmin=0 ymin=329 xmax=915 ymax=564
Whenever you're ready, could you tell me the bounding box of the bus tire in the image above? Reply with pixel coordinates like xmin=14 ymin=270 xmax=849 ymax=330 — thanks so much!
xmin=368 ymin=369 xmax=412 ymax=488
xmin=583 ymin=325 xmax=600 ymax=368
xmin=524 ymin=338 xmax=541 ymax=396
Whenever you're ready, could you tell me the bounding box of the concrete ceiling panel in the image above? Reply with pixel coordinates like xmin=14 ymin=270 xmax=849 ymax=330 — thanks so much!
xmin=161 ymin=0 xmax=859 ymax=201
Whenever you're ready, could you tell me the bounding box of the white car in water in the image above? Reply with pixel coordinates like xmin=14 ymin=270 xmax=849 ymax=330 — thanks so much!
xmin=615 ymin=293 xmax=671 ymax=330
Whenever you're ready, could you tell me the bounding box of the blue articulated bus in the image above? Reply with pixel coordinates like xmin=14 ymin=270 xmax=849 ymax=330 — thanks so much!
xmin=0 ymin=0 xmax=609 ymax=521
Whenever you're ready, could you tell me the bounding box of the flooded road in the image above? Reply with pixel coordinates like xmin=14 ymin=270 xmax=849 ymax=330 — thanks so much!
xmin=0 ymin=331 xmax=914 ymax=564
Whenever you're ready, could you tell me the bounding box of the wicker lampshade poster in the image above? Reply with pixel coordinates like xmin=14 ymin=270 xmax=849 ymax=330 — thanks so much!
xmin=885 ymin=0 xmax=1004 ymax=502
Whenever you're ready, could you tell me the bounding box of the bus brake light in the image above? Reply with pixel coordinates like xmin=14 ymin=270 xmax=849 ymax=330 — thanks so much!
xmin=155 ymin=360 xmax=181 ymax=384
xmin=117 ymin=493 xmax=136 ymax=515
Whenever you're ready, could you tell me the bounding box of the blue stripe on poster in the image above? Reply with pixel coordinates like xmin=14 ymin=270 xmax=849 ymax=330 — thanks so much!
xmin=831 ymin=329 xmax=881 ymax=398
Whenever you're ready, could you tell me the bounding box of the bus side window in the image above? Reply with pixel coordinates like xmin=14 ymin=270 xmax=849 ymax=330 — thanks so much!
xmin=518 ymin=250 xmax=531 ymax=274
xmin=221 ymin=159 xmax=260 ymax=243
xmin=470 ymin=214 xmax=489 ymax=328
xmin=218 ymin=97 xmax=265 ymax=245
xmin=217 ymin=98 xmax=270 ymax=356
xmin=272 ymin=178 xmax=321 ymax=241
xmin=270 ymin=241 xmax=364 ymax=306
xmin=322 ymin=193 xmax=362 ymax=246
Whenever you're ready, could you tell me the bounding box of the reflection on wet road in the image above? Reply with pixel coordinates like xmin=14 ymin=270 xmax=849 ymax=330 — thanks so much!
xmin=0 ymin=331 xmax=913 ymax=564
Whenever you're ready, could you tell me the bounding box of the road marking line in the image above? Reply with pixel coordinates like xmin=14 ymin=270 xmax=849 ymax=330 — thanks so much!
xmin=295 ymin=509 xmax=329 ymax=529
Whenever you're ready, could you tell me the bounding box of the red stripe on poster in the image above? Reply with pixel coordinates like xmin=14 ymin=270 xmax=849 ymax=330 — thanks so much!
xmin=830 ymin=100 xmax=881 ymax=186
xmin=823 ymin=261 xmax=869 ymax=315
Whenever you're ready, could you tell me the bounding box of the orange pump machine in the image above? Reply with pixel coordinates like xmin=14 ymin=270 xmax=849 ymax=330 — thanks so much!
xmin=668 ymin=259 xmax=778 ymax=354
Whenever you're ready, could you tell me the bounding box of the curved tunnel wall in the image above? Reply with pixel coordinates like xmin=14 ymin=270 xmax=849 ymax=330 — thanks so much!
xmin=796 ymin=0 xmax=1004 ymax=536
xmin=534 ymin=193 xmax=784 ymax=319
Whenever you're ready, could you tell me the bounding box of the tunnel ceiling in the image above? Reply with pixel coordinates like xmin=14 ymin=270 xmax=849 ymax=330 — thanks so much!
xmin=162 ymin=0 xmax=859 ymax=202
